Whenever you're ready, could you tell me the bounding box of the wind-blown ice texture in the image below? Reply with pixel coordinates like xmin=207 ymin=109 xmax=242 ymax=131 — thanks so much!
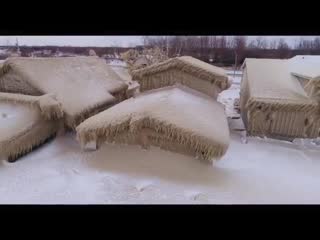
xmin=0 ymin=57 xmax=128 ymax=128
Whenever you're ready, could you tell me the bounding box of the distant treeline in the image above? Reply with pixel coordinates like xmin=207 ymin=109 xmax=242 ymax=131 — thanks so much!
xmin=1 ymin=36 xmax=320 ymax=66
xmin=142 ymin=36 xmax=320 ymax=67
xmin=0 ymin=46 xmax=131 ymax=59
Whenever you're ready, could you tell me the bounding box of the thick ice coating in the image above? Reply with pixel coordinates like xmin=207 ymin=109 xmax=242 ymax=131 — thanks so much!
xmin=240 ymin=58 xmax=320 ymax=139
xmin=0 ymin=93 xmax=63 ymax=161
xmin=76 ymin=86 xmax=230 ymax=162
xmin=0 ymin=56 xmax=128 ymax=128
xmin=131 ymin=56 xmax=230 ymax=99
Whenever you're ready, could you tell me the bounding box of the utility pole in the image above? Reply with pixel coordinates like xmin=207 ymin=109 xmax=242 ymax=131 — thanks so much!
xmin=234 ymin=50 xmax=238 ymax=78
xmin=16 ymin=37 xmax=20 ymax=55
xmin=166 ymin=36 xmax=169 ymax=57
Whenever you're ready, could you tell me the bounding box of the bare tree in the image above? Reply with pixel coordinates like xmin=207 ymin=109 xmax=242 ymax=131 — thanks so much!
xmin=143 ymin=36 xmax=167 ymax=52
xmin=231 ymin=36 xmax=247 ymax=69
xmin=209 ymin=36 xmax=218 ymax=49
xmin=5 ymin=38 xmax=11 ymax=46
xmin=313 ymin=37 xmax=320 ymax=50
xmin=219 ymin=36 xmax=227 ymax=49
xmin=269 ymin=39 xmax=278 ymax=49
xmin=255 ymin=37 xmax=268 ymax=49
xmin=199 ymin=36 xmax=209 ymax=58
xmin=226 ymin=36 xmax=234 ymax=49
xmin=184 ymin=36 xmax=198 ymax=54
xmin=247 ymin=37 xmax=267 ymax=49
xmin=277 ymin=38 xmax=290 ymax=58
xmin=169 ymin=36 xmax=186 ymax=56
xmin=142 ymin=36 xmax=152 ymax=46
xmin=295 ymin=37 xmax=320 ymax=51
xmin=231 ymin=36 xmax=247 ymax=50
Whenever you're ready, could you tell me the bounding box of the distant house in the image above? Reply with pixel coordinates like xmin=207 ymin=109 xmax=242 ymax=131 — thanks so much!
xmin=54 ymin=50 xmax=64 ymax=57
xmin=240 ymin=56 xmax=320 ymax=139
xmin=9 ymin=52 xmax=21 ymax=57
xmin=30 ymin=50 xmax=52 ymax=57
xmin=131 ymin=56 xmax=230 ymax=99
xmin=89 ymin=49 xmax=97 ymax=56
xmin=30 ymin=51 xmax=42 ymax=57
xmin=43 ymin=50 xmax=52 ymax=56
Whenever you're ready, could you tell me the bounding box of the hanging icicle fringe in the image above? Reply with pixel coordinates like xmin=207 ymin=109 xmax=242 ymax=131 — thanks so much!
xmin=131 ymin=56 xmax=230 ymax=98
xmin=240 ymin=58 xmax=320 ymax=139
xmin=76 ymin=87 xmax=230 ymax=162
xmin=0 ymin=121 xmax=60 ymax=162
xmin=77 ymin=115 xmax=228 ymax=162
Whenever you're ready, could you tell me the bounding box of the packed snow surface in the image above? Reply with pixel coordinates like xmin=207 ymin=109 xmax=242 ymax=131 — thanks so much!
xmin=1 ymin=68 xmax=320 ymax=204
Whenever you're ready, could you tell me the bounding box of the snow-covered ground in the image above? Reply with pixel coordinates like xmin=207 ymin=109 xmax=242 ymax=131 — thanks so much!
xmin=106 ymin=59 xmax=127 ymax=67
xmin=1 ymin=68 xmax=320 ymax=204
xmin=217 ymin=73 xmax=242 ymax=118
xmin=0 ymin=49 xmax=7 ymax=54
xmin=226 ymin=70 xmax=242 ymax=76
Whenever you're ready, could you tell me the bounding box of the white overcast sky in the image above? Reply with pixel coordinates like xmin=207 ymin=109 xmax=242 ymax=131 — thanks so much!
xmin=0 ymin=36 xmax=318 ymax=47
xmin=0 ymin=36 xmax=143 ymax=47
